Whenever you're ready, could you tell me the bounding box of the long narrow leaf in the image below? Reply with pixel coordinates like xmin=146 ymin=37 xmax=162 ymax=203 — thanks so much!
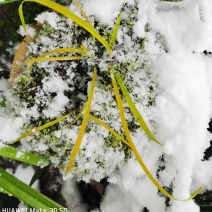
xmin=58 ymin=109 xmax=84 ymax=132
xmin=0 ymin=0 xmax=19 ymax=5
xmin=73 ymin=0 xmax=91 ymax=24
xmin=12 ymin=111 xmax=73 ymax=144
xmin=29 ymin=165 xmax=50 ymax=186
xmin=89 ymin=114 xmax=129 ymax=146
xmin=0 ymin=144 xmax=50 ymax=167
xmin=0 ymin=167 xmax=69 ymax=210
xmin=26 ymin=56 xmax=82 ymax=63
xmin=65 ymin=67 xmax=97 ymax=173
xmin=114 ymin=72 xmax=162 ymax=145
xmin=111 ymin=71 xmax=203 ymax=201
xmin=110 ymin=13 xmax=122 ymax=49
xmin=39 ymin=46 xmax=88 ymax=57
xmin=19 ymin=0 xmax=111 ymax=54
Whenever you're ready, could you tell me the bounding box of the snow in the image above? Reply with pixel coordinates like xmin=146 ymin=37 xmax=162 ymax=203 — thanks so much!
xmin=35 ymin=11 xmax=61 ymax=29
xmin=0 ymin=117 xmax=23 ymax=142
xmin=0 ymin=78 xmax=7 ymax=91
xmin=83 ymin=0 xmax=135 ymax=24
xmin=62 ymin=177 xmax=87 ymax=211
xmin=18 ymin=25 xmax=36 ymax=38
xmin=1 ymin=0 xmax=212 ymax=211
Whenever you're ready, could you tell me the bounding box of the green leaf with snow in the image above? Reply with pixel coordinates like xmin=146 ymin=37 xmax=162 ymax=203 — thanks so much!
xmin=110 ymin=13 xmax=122 ymax=49
xmin=114 ymin=72 xmax=162 ymax=145
xmin=0 ymin=167 xmax=69 ymax=210
xmin=0 ymin=0 xmax=19 ymax=5
xmin=0 ymin=145 xmax=50 ymax=167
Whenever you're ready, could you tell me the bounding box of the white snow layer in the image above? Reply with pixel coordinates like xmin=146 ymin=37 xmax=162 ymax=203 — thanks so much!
xmin=1 ymin=0 xmax=212 ymax=211
xmin=82 ymin=0 xmax=212 ymax=211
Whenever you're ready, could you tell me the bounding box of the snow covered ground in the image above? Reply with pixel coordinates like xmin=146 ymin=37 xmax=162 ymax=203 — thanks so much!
xmin=1 ymin=0 xmax=212 ymax=211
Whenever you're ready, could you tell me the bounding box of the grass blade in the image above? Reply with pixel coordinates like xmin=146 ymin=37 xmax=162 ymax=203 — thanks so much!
xmin=111 ymin=71 xmax=203 ymax=201
xmin=89 ymin=114 xmax=129 ymax=146
xmin=19 ymin=0 xmax=111 ymax=54
xmin=26 ymin=56 xmax=82 ymax=63
xmin=65 ymin=67 xmax=97 ymax=174
xmin=73 ymin=0 xmax=91 ymax=24
xmin=29 ymin=165 xmax=50 ymax=186
xmin=0 ymin=0 xmax=19 ymax=5
xmin=57 ymin=109 xmax=84 ymax=132
xmin=114 ymin=72 xmax=162 ymax=145
xmin=12 ymin=111 xmax=73 ymax=144
xmin=0 ymin=167 xmax=69 ymax=210
xmin=0 ymin=144 xmax=50 ymax=167
xmin=110 ymin=13 xmax=122 ymax=49
xmin=39 ymin=46 xmax=88 ymax=58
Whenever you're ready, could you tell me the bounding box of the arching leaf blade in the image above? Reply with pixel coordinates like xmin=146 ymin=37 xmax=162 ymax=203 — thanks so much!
xmin=111 ymin=71 xmax=203 ymax=201
xmin=18 ymin=0 xmax=111 ymax=54
xmin=114 ymin=72 xmax=162 ymax=145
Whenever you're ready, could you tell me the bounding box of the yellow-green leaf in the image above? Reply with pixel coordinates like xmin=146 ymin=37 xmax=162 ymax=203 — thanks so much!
xmin=39 ymin=46 xmax=88 ymax=57
xmin=19 ymin=0 xmax=111 ymax=54
xmin=73 ymin=0 xmax=91 ymax=24
xmin=111 ymin=71 xmax=203 ymax=201
xmin=89 ymin=114 xmax=129 ymax=146
xmin=57 ymin=108 xmax=84 ymax=132
xmin=110 ymin=13 xmax=122 ymax=49
xmin=65 ymin=67 xmax=97 ymax=173
xmin=26 ymin=56 xmax=82 ymax=63
xmin=12 ymin=111 xmax=73 ymax=144
xmin=114 ymin=72 xmax=162 ymax=145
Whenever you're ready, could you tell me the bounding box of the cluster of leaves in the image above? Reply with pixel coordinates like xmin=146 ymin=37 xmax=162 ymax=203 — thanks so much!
xmin=9 ymin=3 xmax=143 ymax=176
xmin=0 ymin=0 xmax=207 ymax=210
